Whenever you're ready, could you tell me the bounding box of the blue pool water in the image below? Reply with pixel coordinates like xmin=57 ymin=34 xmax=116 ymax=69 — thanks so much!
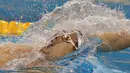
xmin=96 ymin=2 xmax=130 ymax=73
xmin=0 ymin=0 xmax=130 ymax=73
xmin=0 ymin=0 xmax=130 ymax=22
xmin=0 ymin=0 xmax=68 ymax=22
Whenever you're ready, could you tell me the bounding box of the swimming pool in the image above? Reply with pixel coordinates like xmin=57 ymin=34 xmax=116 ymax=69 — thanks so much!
xmin=0 ymin=0 xmax=130 ymax=73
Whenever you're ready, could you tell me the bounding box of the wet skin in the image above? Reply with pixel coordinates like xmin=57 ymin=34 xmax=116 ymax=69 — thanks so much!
xmin=1 ymin=31 xmax=130 ymax=68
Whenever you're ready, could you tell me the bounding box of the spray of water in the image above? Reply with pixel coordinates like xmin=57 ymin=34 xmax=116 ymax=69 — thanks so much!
xmin=2 ymin=0 xmax=130 ymax=72
xmin=22 ymin=0 xmax=130 ymax=47
xmin=22 ymin=0 xmax=130 ymax=72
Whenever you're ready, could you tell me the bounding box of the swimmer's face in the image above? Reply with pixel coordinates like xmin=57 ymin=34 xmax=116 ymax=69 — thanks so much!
xmin=40 ymin=32 xmax=78 ymax=58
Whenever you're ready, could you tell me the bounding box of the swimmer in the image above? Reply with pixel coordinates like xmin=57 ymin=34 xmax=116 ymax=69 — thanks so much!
xmin=40 ymin=30 xmax=130 ymax=56
xmin=0 ymin=30 xmax=130 ymax=68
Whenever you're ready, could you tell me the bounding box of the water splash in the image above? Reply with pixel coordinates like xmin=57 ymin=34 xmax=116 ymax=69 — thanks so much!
xmin=22 ymin=0 xmax=130 ymax=47
xmin=22 ymin=0 xmax=130 ymax=72
xmin=1 ymin=0 xmax=130 ymax=72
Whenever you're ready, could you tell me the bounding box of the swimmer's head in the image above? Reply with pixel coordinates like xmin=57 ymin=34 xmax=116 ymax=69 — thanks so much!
xmin=51 ymin=32 xmax=78 ymax=46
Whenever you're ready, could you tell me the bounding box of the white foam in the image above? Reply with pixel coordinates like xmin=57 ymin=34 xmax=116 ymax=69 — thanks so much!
xmin=19 ymin=0 xmax=130 ymax=72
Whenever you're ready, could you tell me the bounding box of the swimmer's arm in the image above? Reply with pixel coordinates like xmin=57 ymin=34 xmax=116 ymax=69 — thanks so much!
xmin=97 ymin=32 xmax=130 ymax=52
xmin=0 ymin=43 xmax=33 ymax=68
